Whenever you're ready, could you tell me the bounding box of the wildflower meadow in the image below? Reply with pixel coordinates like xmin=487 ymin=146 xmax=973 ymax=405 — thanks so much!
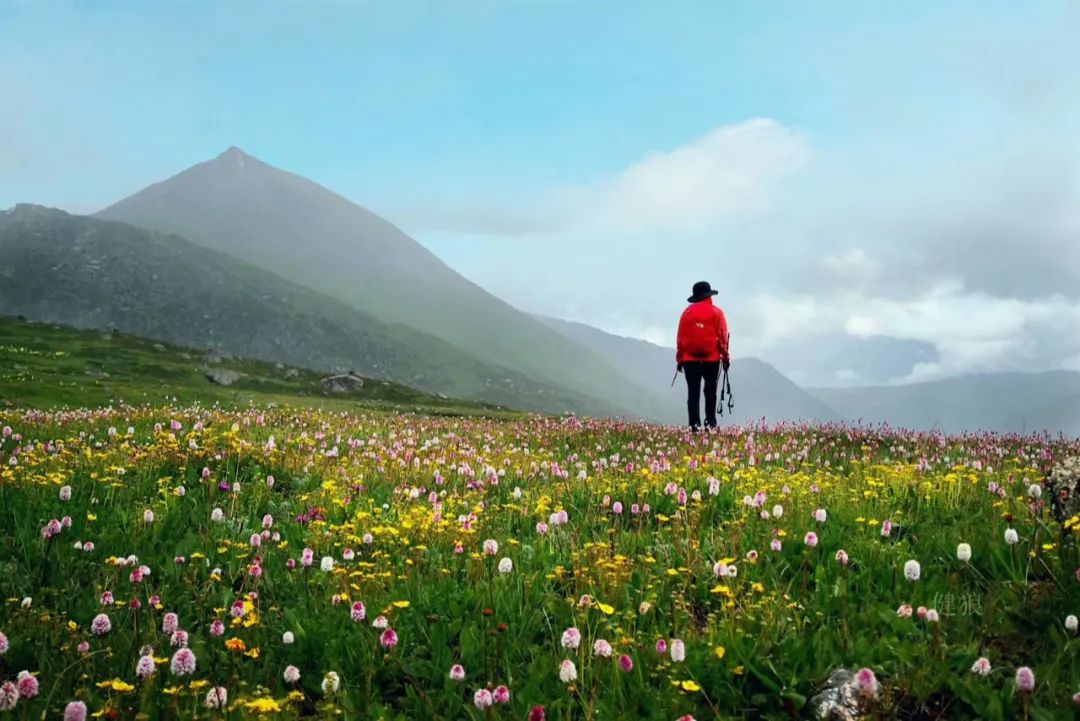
xmin=0 ymin=408 xmax=1078 ymax=720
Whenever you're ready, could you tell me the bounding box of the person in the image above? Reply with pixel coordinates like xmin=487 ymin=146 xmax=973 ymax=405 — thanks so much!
xmin=676 ymin=281 xmax=730 ymax=429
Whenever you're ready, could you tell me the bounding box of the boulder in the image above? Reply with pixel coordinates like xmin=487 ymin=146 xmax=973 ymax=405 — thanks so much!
xmin=205 ymin=368 xmax=242 ymax=387
xmin=321 ymin=372 xmax=365 ymax=394
xmin=810 ymin=669 xmax=862 ymax=721
xmin=1046 ymin=455 xmax=1080 ymax=524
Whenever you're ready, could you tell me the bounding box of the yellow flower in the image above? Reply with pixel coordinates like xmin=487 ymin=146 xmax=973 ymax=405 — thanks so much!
xmin=96 ymin=679 xmax=136 ymax=693
xmin=714 ymin=646 xmax=726 ymax=660
xmin=243 ymin=697 xmax=282 ymax=713
xmin=392 ymin=600 xmax=410 ymax=608
xmin=681 ymin=680 xmax=701 ymax=692
xmin=189 ymin=680 xmax=209 ymax=690
xmin=596 ymin=603 xmax=615 ymax=615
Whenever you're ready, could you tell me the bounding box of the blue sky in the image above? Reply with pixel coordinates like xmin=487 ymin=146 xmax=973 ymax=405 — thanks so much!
xmin=2 ymin=1 xmax=1079 ymax=384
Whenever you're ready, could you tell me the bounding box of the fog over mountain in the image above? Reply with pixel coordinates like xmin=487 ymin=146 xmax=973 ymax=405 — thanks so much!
xmin=97 ymin=148 xmax=652 ymax=418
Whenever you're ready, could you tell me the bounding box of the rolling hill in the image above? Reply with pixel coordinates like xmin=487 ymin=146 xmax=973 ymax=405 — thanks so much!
xmin=0 ymin=205 xmax=627 ymax=416
xmin=536 ymin=315 xmax=841 ymax=424
xmin=810 ymin=371 xmax=1080 ymax=435
xmin=0 ymin=315 xmax=506 ymax=416
xmin=96 ymin=147 xmax=651 ymax=417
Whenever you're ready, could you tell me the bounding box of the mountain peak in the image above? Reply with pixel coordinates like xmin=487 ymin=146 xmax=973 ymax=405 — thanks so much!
xmin=214 ymin=146 xmax=253 ymax=168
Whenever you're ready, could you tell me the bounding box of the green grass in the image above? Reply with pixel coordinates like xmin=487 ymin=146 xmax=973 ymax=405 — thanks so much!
xmin=0 ymin=315 xmax=515 ymax=418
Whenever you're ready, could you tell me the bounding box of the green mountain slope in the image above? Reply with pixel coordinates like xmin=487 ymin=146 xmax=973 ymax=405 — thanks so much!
xmin=0 ymin=315 xmax=509 ymax=415
xmin=0 ymin=205 xmax=626 ymax=416
xmin=96 ymin=147 xmax=653 ymax=417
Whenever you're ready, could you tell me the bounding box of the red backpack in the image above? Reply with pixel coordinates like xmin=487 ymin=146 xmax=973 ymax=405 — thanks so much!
xmin=681 ymin=305 xmax=719 ymax=360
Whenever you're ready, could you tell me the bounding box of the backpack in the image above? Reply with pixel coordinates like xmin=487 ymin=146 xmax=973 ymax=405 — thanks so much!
xmin=682 ymin=308 xmax=718 ymax=359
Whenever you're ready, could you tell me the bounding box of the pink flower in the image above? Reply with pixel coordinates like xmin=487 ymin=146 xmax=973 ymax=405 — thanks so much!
xmin=493 ymin=685 xmax=510 ymax=704
xmin=64 ymin=701 xmax=88 ymax=721
xmin=881 ymin=520 xmax=892 ymax=538
xmin=612 ymin=501 xmax=624 ymax=515
xmin=655 ymin=638 xmax=668 ymax=655
xmin=473 ymin=688 xmax=493 ymax=709
xmin=136 ymin=655 xmax=156 ymax=678
xmin=1015 ymin=666 xmax=1035 ymax=692
xmin=76 ymin=641 xmax=89 ymax=654
xmin=855 ymin=668 xmax=879 ymax=697
xmin=593 ymin=639 xmax=613 ymax=657
xmin=170 ymin=648 xmax=197 ymax=676
xmin=449 ymin=664 xmax=465 ymax=681
xmin=676 ymin=716 xmax=697 ymax=721
xmin=483 ymin=539 xmax=499 ymax=556
xmin=618 ymin=654 xmax=634 ymax=672
xmin=90 ymin=613 xmax=112 ymax=635
xmin=813 ymin=508 xmax=827 ymax=523
xmin=351 ymin=602 xmax=366 ymax=622
xmin=16 ymin=671 xmax=38 ymax=699
xmin=380 ymin=628 xmax=398 ymax=649
xmin=670 ymin=639 xmax=686 ymax=662
xmin=771 ymin=539 xmax=782 ymax=552
xmin=300 ymin=548 xmax=314 ymax=567
xmin=529 ymin=705 xmax=546 ymax=721
xmin=0 ymin=631 xmax=8 ymax=655
xmin=896 ymin=604 xmax=913 ymax=619
xmin=835 ymin=549 xmax=849 ymax=566
xmin=1073 ymin=692 xmax=1080 ymax=706
xmin=559 ymin=659 xmax=577 ymax=683
xmin=0 ymin=682 xmax=17 ymax=712
xmin=170 ymin=630 xmax=189 ymax=648
xmin=561 ymin=627 xmax=581 ymax=650
xmin=284 ymin=665 xmax=301 ymax=683
xmin=804 ymin=532 xmax=818 ymax=548
xmin=209 ymin=619 xmax=225 ymax=636
xmin=205 ymin=687 xmax=228 ymax=710
xmin=971 ymin=657 xmax=991 ymax=676
xmin=916 ymin=606 xmax=928 ymax=620
xmin=162 ymin=612 xmax=179 ymax=635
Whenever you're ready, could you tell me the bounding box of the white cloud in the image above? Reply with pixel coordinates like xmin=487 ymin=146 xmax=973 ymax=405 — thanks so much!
xmin=563 ymin=119 xmax=809 ymax=233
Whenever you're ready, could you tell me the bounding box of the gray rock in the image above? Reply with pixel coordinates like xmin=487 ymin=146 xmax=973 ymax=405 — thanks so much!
xmin=1046 ymin=455 xmax=1080 ymax=524
xmin=284 ymin=368 xmax=299 ymax=379
xmin=152 ymin=343 xmax=167 ymax=352
xmin=810 ymin=669 xmax=863 ymax=721
xmin=206 ymin=368 xmax=242 ymax=386
xmin=321 ymin=371 xmax=365 ymax=394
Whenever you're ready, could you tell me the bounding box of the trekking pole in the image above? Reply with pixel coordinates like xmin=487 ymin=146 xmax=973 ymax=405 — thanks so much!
xmin=670 ymin=367 xmax=680 ymax=387
xmin=717 ymin=331 xmax=733 ymax=417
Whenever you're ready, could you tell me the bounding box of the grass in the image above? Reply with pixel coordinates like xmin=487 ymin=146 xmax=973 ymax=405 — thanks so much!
xmin=0 ymin=315 xmax=513 ymax=418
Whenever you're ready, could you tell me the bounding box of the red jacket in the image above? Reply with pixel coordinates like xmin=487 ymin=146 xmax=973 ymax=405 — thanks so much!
xmin=676 ymin=299 xmax=730 ymax=364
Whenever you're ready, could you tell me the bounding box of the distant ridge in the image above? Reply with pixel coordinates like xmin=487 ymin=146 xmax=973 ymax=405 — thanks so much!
xmin=0 ymin=204 xmax=628 ymax=415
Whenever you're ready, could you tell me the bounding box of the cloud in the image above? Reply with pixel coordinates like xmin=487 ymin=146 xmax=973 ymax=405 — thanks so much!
xmin=396 ymin=118 xmax=809 ymax=236
xmin=561 ymin=119 xmax=809 ymax=233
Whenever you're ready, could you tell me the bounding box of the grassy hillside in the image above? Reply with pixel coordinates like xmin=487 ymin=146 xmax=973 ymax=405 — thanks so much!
xmin=0 ymin=315 xmax=514 ymax=416
xmin=0 ymin=205 xmax=628 ymax=416
xmin=97 ymin=147 xmax=655 ymax=418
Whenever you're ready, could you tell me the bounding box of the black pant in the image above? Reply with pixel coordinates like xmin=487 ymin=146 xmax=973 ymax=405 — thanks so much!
xmin=684 ymin=361 xmax=721 ymax=429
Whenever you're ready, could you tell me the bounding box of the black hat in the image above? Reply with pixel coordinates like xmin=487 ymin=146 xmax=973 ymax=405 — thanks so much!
xmin=687 ymin=281 xmax=718 ymax=303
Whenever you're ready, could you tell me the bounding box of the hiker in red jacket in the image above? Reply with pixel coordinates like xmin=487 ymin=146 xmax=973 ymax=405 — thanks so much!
xmin=676 ymin=281 xmax=730 ymax=429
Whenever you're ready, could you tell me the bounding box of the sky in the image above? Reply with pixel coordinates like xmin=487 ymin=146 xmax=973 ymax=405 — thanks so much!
xmin=2 ymin=0 xmax=1079 ymax=387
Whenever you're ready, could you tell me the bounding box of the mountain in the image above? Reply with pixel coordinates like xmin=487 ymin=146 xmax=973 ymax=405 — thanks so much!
xmin=0 ymin=205 xmax=627 ymax=415
xmin=535 ymin=315 xmax=841 ymax=424
xmin=810 ymin=371 xmax=1080 ymax=435
xmin=96 ymin=147 xmax=651 ymax=417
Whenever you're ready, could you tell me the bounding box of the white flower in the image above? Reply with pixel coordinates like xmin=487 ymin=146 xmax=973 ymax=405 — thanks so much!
xmin=497 ymin=557 xmax=513 ymax=574
xmin=282 ymin=631 xmax=295 ymax=645
xmin=1066 ymin=615 xmax=1078 ymax=632
xmin=1004 ymin=528 xmax=1019 ymax=545
xmin=558 ymin=659 xmax=577 ymax=683
xmin=283 ymin=665 xmax=300 ymax=683
xmin=903 ymin=559 xmax=921 ymax=581
xmin=970 ymin=657 xmax=991 ymax=676
xmin=320 ymin=556 xmax=334 ymax=572
xmin=670 ymin=639 xmax=686 ymax=662
xmin=956 ymin=543 xmax=972 ymax=562
xmin=321 ymin=671 xmax=341 ymax=695
xmin=210 ymin=508 xmax=225 ymax=523
xmin=1028 ymin=484 xmax=1042 ymax=499
xmin=771 ymin=504 xmax=783 ymax=518
xmin=483 ymin=539 xmax=499 ymax=556
xmin=813 ymin=508 xmax=827 ymax=523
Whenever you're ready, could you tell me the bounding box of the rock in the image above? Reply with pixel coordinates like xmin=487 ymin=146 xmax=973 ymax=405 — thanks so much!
xmin=810 ymin=669 xmax=863 ymax=721
xmin=320 ymin=371 xmax=365 ymax=394
xmin=1046 ymin=455 xmax=1080 ymax=525
xmin=204 ymin=351 xmax=222 ymax=365
xmin=205 ymin=368 xmax=242 ymax=386
xmin=284 ymin=368 xmax=299 ymax=379
xmin=152 ymin=343 xmax=167 ymax=352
